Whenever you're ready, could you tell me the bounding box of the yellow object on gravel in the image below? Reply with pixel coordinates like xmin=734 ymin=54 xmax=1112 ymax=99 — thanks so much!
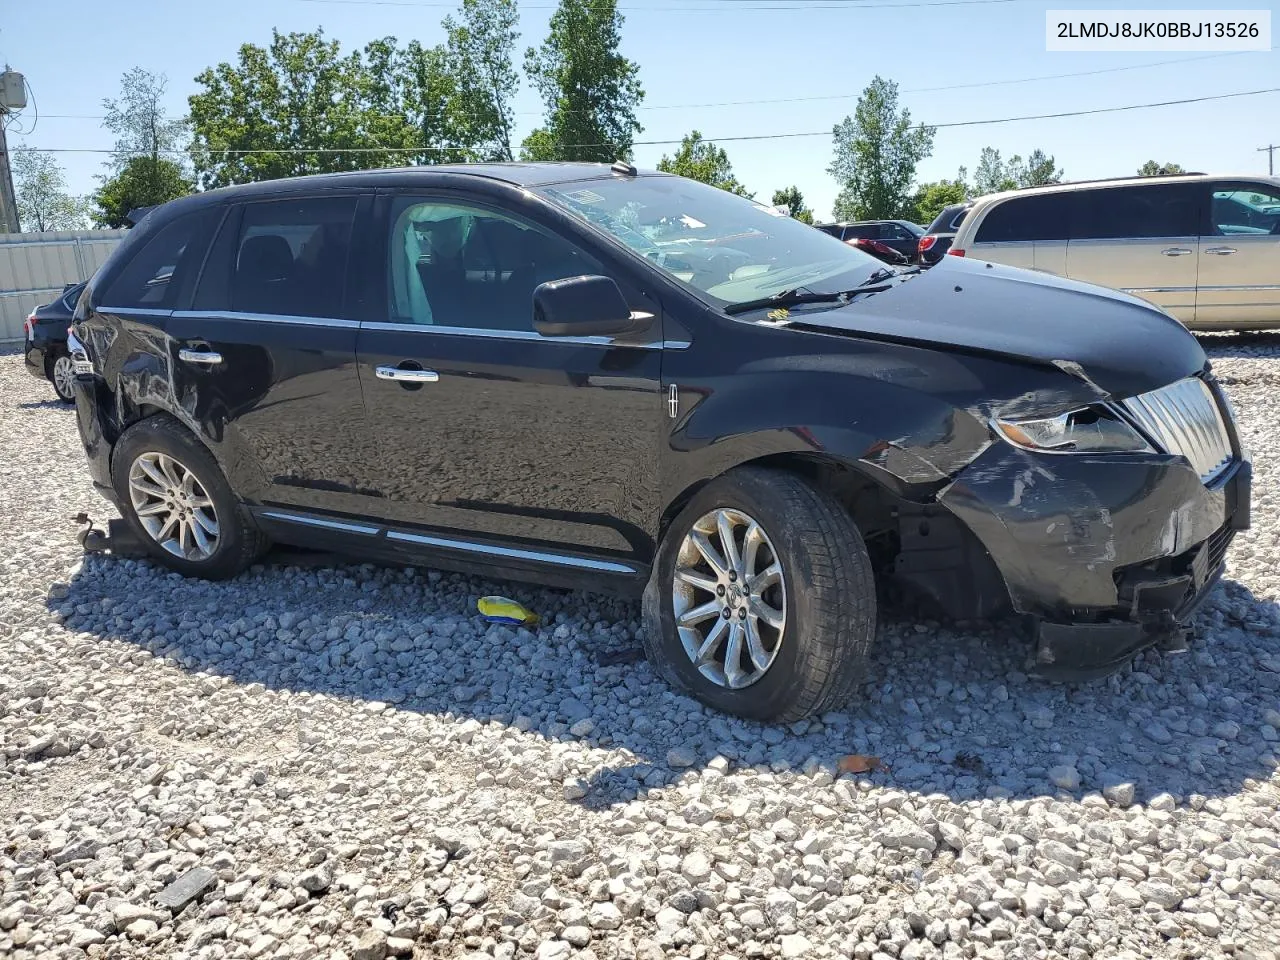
xmin=476 ymin=596 xmax=540 ymax=626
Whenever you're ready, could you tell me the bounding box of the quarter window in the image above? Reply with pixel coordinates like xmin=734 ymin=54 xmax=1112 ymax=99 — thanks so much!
xmin=385 ymin=198 xmax=600 ymax=330
xmin=1071 ymin=184 xmax=1199 ymax=240
xmin=1210 ymin=184 xmax=1280 ymax=236
xmin=230 ymin=197 xmax=357 ymax=318
xmin=99 ymin=209 xmax=216 ymax=310
xmin=974 ymin=194 xmax=1071 ymax=243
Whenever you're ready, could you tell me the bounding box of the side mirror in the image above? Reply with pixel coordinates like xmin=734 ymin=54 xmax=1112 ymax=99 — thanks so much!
xmin=533 ymin=275 xmax=649 ymax=338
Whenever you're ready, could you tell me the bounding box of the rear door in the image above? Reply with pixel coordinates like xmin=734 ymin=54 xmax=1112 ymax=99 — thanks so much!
xmin=353 ymin=187 xmax=664 ymax=571
xmin=168 ymin=193 xmax=384 ymax=518
xmin=1196 ymin=179 xmax=1280 ymax=328
xmin=877 ymin=222 xmax=921 ymax=259
xmin=1065 ymin=183 xmax=1201 ymax=324
xmin=969 ymin=195 xmax=1060 ymax=270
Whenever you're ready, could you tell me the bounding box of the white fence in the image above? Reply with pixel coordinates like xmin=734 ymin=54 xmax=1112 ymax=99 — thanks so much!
xmin=0 ymin=229 xmax=127 ymax=342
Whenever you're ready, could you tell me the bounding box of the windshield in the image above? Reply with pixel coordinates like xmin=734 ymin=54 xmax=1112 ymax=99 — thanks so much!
xmin=538 ymin=175 xmax=885 ymax=308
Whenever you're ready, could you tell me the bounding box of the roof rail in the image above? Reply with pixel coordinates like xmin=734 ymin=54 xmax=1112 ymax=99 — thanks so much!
xmin=1015 ymin=172 xmax=1208 ymax=191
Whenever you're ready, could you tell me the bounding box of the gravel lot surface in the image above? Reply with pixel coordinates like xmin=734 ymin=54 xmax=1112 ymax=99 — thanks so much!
xmin=2 ymin=341 xmax=1279 ymax=960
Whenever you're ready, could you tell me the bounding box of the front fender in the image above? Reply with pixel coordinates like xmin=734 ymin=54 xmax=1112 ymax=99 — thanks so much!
xmin=666 ymin=367 xmax=993 ymax=507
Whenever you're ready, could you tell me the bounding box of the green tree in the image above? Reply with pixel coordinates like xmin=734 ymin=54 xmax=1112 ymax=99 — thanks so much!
xmin=772 ymin=186 xmax=813 ymax=223
xmin=1017 ymin=148 xmax=1063 ymax=187
xmin=442 ymin=0 xmax=520 ymax=161
xmin=12 ymin=151 xmax=90 ymax=232
xmin=973 ymin=146 xmax=1063 ymax=194
xmin=657 ymin=131 xmax=750 ymax=196
xmin=523 ymin=0 xmax=644 ymax=162
xmin=93 ymin=156 xmax=194 ymax=228
xmin=102 ymin=68 xmax=189 ymax=169
xmin=828 ymin=77 xmax=934 ymax=221
xmin=1138 ymin=160 xmax=1186 ymax=176
xmin=909 ymin=179 xmax=968 ymax=226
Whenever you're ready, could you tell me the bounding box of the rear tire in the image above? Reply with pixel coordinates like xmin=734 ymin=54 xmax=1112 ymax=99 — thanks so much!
xmin=642 ymin=466 xmax=877 ymax=722
xmin=111 ymin=416 xmax=267 ymax=580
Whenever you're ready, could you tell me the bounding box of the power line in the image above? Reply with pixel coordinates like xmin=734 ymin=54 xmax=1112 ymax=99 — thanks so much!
xmin=32 ymin=51 xmax=1262 ymax=122
xmin=293 ymin=0 xmax=1032 ymax=9
xmin=16 ymin=86 xmax=1280 ymax=156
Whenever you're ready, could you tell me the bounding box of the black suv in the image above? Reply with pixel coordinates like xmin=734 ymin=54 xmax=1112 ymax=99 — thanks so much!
xmin=918 ymin=202 xmax=970 ymax=265
xmin=67 ymin=164 xmax=1251 ymax=721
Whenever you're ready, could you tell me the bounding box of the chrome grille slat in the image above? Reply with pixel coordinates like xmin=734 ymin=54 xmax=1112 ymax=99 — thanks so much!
xmin=1120 ymin=377 xmax=1233 ymax=484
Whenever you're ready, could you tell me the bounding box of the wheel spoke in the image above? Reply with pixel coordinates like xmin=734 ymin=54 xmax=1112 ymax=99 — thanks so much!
xmin=193 ymin=510 xmax=219 ymax=536
xmin=182 ymin=472 xmax=197 ymax=497
xmin=723 ymin=623 xmax=746 ymax=687
xmin=178 ymin=518 xmax=190 ymax=554
xmin=188 ymin=495 xmax=213 ymax=509
xmin=748 ymin=561 xmax=782 ymax=593
xmin=749 ymin=596 xmax=785 ymax=630
xmin=156 ymin=512 xmax=178 ymax=542
xmin=678 ymin=599 xmax=723 ymax=627
xmin=744 ymin=617 xmax=772 ymax=672
xmin=137 ymin=458 xmax=169 ymax=488
xmin=675 ymin=567 xmax=718 ymax=594
xmin=135 ymin=501 xmax=170 ymax=517
xmin=689 ymin=531 xmax=729 ymax=578
xmin=693 ymin=617 xmax=728 ymax=665
xmin=741 ymin=522 xmax=764 ymax=580
xmin=158 ymin=455 xmax=183 ymax=489
xmin=190 ymin=519 xmax=211 ymax=555
xmin=716 ymin=511 xmax=742 ymax=576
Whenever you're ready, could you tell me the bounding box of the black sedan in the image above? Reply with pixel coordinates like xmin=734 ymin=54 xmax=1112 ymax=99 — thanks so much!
xmin=23 ymin=282 xmax=85 ymax=403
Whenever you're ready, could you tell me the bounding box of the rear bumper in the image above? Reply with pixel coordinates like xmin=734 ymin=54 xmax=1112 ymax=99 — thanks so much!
xmin=24 ymin=340 xmax=49 ymax=379
xmin=73 ymin=375 xmax=116 ymax=496
xmin=941 ymin=444 xmax=1251 ymax=679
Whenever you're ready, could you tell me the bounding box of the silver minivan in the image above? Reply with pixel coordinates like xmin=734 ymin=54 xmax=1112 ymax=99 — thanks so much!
xmin=948 ymin=174 xmax=1280 ymax=330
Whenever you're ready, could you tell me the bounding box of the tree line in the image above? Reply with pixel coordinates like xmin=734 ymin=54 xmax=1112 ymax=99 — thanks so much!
xmin=11 ymin=0 xmax=1191 ymax=232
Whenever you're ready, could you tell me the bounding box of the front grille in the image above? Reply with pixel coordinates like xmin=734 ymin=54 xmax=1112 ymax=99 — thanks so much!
xmin=1117 ymin=377 xmax=1233 ymax=484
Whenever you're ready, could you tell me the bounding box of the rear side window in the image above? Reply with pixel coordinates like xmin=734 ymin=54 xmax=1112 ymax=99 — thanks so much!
xmin=229 ymin=197 xmax=358 ymax=318
xmin=98 ymin=209 xmax=216 ymax=310
xmin=843 ymin=225 xmax=877 ymax=240
xmin=1072 ymin=184 xmax=1199 ymax=240
xmin=926 ymin=204 xmax=968 ymax=233
xmin=974 ymin=194 xmax=1071 ymax=243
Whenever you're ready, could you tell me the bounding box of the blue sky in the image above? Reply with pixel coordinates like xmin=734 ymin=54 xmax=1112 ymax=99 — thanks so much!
xmin=4 ymin=0 xmax=1277 ymax=220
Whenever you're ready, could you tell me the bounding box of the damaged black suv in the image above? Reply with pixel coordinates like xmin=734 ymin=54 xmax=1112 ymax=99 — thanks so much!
xmin=66 ymin=163 xmax=1251 ymax=721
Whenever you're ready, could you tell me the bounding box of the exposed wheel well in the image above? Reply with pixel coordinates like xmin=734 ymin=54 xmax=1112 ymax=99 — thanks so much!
xmin=660 ymin=453 xmax=1010 ymax=621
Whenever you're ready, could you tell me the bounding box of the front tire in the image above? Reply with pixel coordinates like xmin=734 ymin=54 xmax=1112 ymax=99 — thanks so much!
xmin=111 ymin=416 xmax=267 ymax=580
xmin=48 ymin=355 xmax=76 ymax=403
xmin=643 ymin=467 xmax=877 ymax=722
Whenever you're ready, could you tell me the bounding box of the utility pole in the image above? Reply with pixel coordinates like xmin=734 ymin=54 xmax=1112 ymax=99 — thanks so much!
xmin=0 ymin=119 xmax=18 ymax=234
xmin=1261 ymin=144 xmax=1278 ymax=177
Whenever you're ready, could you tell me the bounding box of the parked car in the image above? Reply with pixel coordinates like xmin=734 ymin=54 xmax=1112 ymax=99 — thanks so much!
xmin=816 ymin=220 xmax=924 ymax=262
xmin=918 ymin=202 xmax=970 ymax=266
xmin=843 ymin=235 xmax=911 ymax=266
xmin=947 ymin=173 xmax=1280 ymax=329
xmin=66 ymin=164 xmax=1250 ymax=721
xmin=23 ymin=281 xmax=86 ymax=402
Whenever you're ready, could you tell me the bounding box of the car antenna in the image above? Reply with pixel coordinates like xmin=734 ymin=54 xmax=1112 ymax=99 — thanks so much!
xmin=611 ymin=159 xmax=638 ymax=177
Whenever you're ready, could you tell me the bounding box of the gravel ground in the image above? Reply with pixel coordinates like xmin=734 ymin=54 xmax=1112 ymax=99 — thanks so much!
xmin=2 ymin=341 xmax=1279 ymax=960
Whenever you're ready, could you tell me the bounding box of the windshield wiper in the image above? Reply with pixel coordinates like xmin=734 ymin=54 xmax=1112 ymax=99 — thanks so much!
xmin=724 ymin=273 xmax=898 ymax=316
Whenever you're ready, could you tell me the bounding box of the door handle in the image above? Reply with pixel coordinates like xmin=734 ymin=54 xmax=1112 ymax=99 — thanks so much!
xmin=1161 ymin=247 xmax=1193 ymax=257
xmin=1205 ymin=246 xmax=1237 ymax=256
xmin=375 ymin=365 xmax=439 ymax=383
xmin=178 ymin=348 xmax=223 ymax=366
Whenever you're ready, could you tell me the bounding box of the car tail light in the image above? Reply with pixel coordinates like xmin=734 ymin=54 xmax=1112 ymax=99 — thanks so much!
xmin=23 ymin=312 xmax=36 ymax=339
xmin=918 ymin=236 xmax=937 ymax=253
xmin=949 ymin=248 xmax=966 ymax=257
xmin=846 ymin=238 xmax=867 ymax=247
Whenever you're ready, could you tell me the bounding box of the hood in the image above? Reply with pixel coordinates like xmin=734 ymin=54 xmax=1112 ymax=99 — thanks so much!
xmin=789 ymin=256 xmax=1205 ymax=399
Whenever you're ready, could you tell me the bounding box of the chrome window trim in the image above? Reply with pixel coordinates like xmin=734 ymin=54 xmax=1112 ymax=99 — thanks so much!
xmin=1123 ymin=286 xmax=1198 ymax=294
xmin=358 ymin=319 xmax=687 ymax=349
xmin=97 ymin=305 xmax=172 ymax=317
xmin=261 ymin=511 xmax=380 ymax=535
xmin=385 ymin=529 xmax=636 ymax=574
xmin=1068 ymin=236 xmax=1200 ymax=245
xmin=1195 ymin=284 xmax=1280 ymax=293
xmin=170 ymin=310 xmax=360 ymax=328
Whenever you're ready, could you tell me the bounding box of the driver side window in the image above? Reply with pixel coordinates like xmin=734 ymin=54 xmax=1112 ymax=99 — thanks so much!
xmin=1211 ymin=184 xmax=1280 ymax=237
xmin=386 ymin=197 xmax=601 ymax=331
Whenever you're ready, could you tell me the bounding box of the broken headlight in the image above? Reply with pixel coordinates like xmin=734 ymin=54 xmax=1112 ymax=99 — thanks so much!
xmin=992 ymin=408 xmax=1153 ymax=454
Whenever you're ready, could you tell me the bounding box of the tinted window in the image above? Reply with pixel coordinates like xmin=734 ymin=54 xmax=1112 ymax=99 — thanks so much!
xmin=1072 ymin=184 xmax=1199 ymax=240
xmin=880 ymin=223 xmax=916 ymax=240
xmin=926 ymin=204 xmax=968 ymax=234
xmin=1210 ymin=183 xmax=1280 ymax=236
xmin=814 ymin=224 xmax=842 ymax=238
xmin=99 ymin=209 xmax=215 ymax=309
xmin=230 ymin=197 xmax=357 ymax=318
xmin=843 ymin=224 xmax=877 ymax=240
xmin=974 ymin=194 xmax=1071 ymax=243
xmin=386 ymin=198 xmax=601 ymax=331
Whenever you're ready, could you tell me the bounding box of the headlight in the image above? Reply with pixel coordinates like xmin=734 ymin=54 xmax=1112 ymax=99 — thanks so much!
xmin=993 ymin=408 xmax=1153 ymax=454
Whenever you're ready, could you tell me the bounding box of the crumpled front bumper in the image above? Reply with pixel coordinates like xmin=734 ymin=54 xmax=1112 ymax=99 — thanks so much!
xmin=939 ymin=442 xmax=1252 ymax=680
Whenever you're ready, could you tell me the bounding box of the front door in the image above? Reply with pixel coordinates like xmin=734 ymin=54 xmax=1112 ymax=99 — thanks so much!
xmin=168 ymin=193 xmax=384 ymax=518
xmin=1197 ymin=180 xmax=1280 ymax=329
xmin=355 ymin=191 xmax=664 ymax=569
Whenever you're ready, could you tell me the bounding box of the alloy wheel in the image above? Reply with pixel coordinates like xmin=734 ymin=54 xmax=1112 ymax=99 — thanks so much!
xmin=52 ymin=356 xmax=77 ymax=401
xmin=672 ymin=508 xmax=787 ymax=689
xmin=127 ymin=452 xmax=221 ymax=561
